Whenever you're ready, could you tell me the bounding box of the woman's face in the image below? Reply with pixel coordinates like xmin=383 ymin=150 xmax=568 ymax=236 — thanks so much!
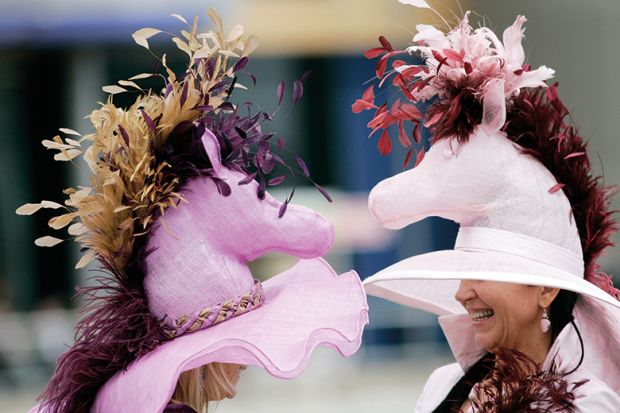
xmin=454 ymin=280 xmax=549 ymax=355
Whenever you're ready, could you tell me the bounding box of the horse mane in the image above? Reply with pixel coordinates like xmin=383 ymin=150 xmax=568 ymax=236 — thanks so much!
xmin=503 ymin=85 xmax=618 ymax=298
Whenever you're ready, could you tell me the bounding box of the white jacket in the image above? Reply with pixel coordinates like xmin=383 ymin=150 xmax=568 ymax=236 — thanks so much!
xmin=413 ymin=317 xmax=620 ymax=412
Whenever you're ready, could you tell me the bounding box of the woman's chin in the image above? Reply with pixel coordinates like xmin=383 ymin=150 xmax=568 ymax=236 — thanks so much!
xmin=473 ymin=329 xmax=498 ymax=351
xmin=224 ymin=389 xmax=237 ymax=400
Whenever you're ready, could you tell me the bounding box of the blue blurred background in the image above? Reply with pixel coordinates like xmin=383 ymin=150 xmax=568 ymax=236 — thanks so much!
xmin=1 ymin=0 xmax=619 ymax=411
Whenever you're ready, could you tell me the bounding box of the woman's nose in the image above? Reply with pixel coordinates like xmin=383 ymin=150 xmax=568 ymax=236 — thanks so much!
xmin=454 ymin=280 xmax=476 ymax=305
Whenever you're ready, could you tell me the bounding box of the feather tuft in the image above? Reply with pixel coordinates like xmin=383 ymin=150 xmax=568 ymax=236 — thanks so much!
xmin=470 ymin=348 xmax=588 ymax=412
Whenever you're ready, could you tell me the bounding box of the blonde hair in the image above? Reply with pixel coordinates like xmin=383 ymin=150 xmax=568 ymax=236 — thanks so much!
xmin=172 ymin=363 xmax=237 ymax=413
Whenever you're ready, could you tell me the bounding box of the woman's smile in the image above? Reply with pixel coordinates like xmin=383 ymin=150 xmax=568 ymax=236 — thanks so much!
xmin=469 ymin=308 xmax=495 ymax=325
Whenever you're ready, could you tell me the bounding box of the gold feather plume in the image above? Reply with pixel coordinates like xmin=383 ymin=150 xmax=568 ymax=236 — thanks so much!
xmin=16 ymin=10 xmax=257 ymax=278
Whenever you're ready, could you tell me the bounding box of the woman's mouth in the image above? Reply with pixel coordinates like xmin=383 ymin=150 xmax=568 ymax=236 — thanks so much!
xmin=470 ymin=309 xmax=495 ymax=323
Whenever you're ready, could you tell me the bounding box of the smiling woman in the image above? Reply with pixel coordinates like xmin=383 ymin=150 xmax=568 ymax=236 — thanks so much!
xmin=355 ymin=1 xmax=620 ymax=412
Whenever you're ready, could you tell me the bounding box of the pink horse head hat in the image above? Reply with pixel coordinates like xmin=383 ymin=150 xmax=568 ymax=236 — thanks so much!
xmin=23 ymin=13 xmax=368 ymax=413
xmin=85 ymin=128 xmax=369 ymax=413
xmin=146 ymin=129 xmax=335 ymax=327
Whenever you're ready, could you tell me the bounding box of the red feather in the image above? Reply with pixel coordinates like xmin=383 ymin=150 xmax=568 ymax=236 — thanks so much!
xmin=376 ymin=57 xmax=389 ymax=79
xmin=378 ymin=35 xmax=393 ymax=51
xmin=471 ymin=348 xmax=588 ymax=412
xmin=398 ymin=120 xmax=412 ymax=148
xmin=364 ymin=47 xmax=386 ymax=59
xmin=402 ymin=148 xmax=414 ymax=169
xmin=503 ymin=87 xmax=619 ymax=296
xmin=414 ymin=146 xmax=425 ymax=167
xmin=549 ymin=183 xmax=566 ymax=193
xmin=378 ymin=130 xmax=392 ymax=155
xmin=412 ymin=123 xmax=421 ymax=144
xmin=442 ymin=48 xmax=464 ymax=62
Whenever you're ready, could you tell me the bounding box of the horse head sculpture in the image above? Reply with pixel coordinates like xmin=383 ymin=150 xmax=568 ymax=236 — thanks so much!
xmin=145 ymin=128 xmax=335 ymax=327
xmin=367 ymin=129 xmax=582 ymax=257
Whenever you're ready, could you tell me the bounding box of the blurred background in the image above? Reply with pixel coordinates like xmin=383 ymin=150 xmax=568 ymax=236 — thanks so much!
xmin=1 ymin=0 xmax=619 ymax=411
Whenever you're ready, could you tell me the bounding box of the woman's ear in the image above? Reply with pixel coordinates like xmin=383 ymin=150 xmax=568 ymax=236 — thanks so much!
xmin=539 ymin=287 xmax=560 ymax=308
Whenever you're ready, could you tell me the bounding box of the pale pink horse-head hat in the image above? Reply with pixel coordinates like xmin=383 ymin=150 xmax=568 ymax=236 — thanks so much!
xmin=21 ymin=13 xmax=367 ymax=413
xmin=354 ymin=0 xmax=620 ymax=392
xmin=92 ymin=130 xmax=368 ymax=413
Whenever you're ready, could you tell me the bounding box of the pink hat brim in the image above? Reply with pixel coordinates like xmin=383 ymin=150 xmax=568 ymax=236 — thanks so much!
xmin=86 ymin=258 xmax=368 ymax=413
xmin=363 ymin=249 xmax=620 ymax=392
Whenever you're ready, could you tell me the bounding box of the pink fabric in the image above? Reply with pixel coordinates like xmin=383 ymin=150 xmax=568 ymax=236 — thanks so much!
xmin=146 ymin=130 xmax=335 ymax=326
xmin=93 ymin=259 xmax=367 ymax=413
xmin=80 ymin=129 xmax=369 ymax=413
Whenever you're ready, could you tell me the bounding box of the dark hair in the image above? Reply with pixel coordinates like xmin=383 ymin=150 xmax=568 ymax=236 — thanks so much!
xmin=548 ymin=290 xmax=585 ymax=376
xmin=431 ymin=354 xmax=495 ymax=413
xmin=549 ymin=290 xmax=577 ymax=339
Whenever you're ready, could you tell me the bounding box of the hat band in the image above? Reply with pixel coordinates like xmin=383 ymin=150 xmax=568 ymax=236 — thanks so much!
xmin=455 ymin=227 xmax=584 ymax=278
xmin=163 ymin=279 xmax=265 ymax=339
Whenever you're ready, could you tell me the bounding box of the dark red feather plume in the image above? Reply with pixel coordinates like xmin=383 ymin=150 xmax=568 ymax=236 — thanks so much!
xmin=502 ymin=85 xmax=619 ymax=298
xmin=470 ymin=348 xmax=588 ymax=412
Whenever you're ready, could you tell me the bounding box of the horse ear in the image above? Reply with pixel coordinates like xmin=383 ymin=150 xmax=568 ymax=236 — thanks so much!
xmin=201 ymin=128 xmax=223 ymax=175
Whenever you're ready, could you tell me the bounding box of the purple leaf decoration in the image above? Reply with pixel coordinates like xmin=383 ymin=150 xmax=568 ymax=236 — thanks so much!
xmin=193 ymin=105 xmax=213 ymax=112
xmin=247 ymin=72 xmax=257 ymax=86
xmin=140 ymin=110 xmax=156 ymax=132
xmin=257 ymin=152 xmax=275 ymax=174
xmin=296 ymin=155 xmax=310 ymax=176
xmin=165 ymin=83 xmax=173 ymax=97
xmin=206 ymin=58 xmax=215 ymax=78
xmin=300 ymin=69 xmax=312 ymax=83
xmin=268 ymin=176 xmax=286 ymax=186
xmin=402 ymin=148 xmax=414 ymax=169
xmin=213 ymin=178 xmax=231 ymax=196
xmin=292 ymin=80 xmax=303 ymax=104
xmin=219 ymin=102 xmax=235 ymax=111
xmin=314 ymin=183 xmax=333 ymax=202
xmin=233 ymin=56 xmax=249 ymax=73
xmin=118 ymin=124 xmax=129 ymax=145
xmin=235 ymin=126 xmax=247 ymax=140
xmin=238 ymin=172 xmax=257 ymax=185
xmin=278 ymin=200 xmax=289 ymax=218
xmin=277 ymin=137 xmax=285 ymax=149
xmin=257 ymin=174 xmax=266 ymax=199
xmin=180 ymin=81 xmax=189 ymax=108
xmin=276 ymin=81 xmax=285 ymax=105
